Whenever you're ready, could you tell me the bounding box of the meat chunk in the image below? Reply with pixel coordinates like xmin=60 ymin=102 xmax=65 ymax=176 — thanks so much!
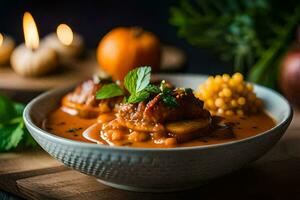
xmin=144 ymin=89 xmax=210 ymax=123
xmin=61 ymin=79 xmax=122 ymax=118
xmin=116 ymin=89 xmax=211 ymax=133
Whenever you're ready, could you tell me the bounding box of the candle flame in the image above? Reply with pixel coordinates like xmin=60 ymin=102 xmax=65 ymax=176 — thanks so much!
xmin=23 ymin=12 xmax=39 ymax=50
xmin=57 ymin=24 xmax=73 ymax=46
xmin=0 ymin=33 xmax=3 ymax=47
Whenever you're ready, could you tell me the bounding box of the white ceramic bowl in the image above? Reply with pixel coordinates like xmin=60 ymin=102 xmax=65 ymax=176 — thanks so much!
xmin=24 ymin=74 xmax=292 ymax=192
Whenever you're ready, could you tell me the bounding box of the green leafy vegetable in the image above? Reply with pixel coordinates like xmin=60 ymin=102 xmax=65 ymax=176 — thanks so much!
xmin=0 ymin=94 xmax=37 ymax=152
xmin=96 ymin=83 xmax=124 ymax=99
xmin=161 ymin=94 xmax=179 ymax=107
xmin=170 ymin=0 xmax=300 ymax=89
xmin=0 ymin=94 xmax=17 ymax=123
xmin=96 ymin=66 xmax=181 ymax=107
xmin=127 ymin=90 xmax=150 ymax=103
xmin=123 ymin=66 xmax=153 ymax=103
xmin=124 ymin=66 xmax=151 ymax=93
xmin=145 ymin=84 xmax=161 ymax=93
xmin=159 ymin=80 xmax=179 ymax=107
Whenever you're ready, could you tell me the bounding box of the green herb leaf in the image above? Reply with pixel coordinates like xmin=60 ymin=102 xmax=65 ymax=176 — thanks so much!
xmin=145 ymin=84 xmax=160 ymax=93
xmin=96 ymin=83 xmax=124 ymax=99
xmin=160 ymin=80 xmax=172 ymax=94
xmin=124 ymin=66 xmax=151 ymax=94
xmin=0 ymin=123 xmax=24 ymax=151
xmin=0 ymin=94 xmax=17 ymax=123
xmin=161 ymin=94 xmax=179 ymax=107
xmin=184 ymin=88 xmax=193 ymax=94
xmin=13 ymin=102 xmax=25 ymax=116
xmin=0 ymin=94 xmax=36 ymax=152
xmin=127 ymin=91 xmax=150 ymax=103
xmin=136 ymin=67 xmax=151 ymax=92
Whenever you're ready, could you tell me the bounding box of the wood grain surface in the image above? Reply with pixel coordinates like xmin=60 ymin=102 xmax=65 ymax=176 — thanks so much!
xmin=0 ymin=112 xmax=299 ymax=200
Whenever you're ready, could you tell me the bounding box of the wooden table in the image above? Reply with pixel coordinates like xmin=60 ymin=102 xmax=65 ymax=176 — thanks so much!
xmin=0 ymin=111 xmax=299 ymax=199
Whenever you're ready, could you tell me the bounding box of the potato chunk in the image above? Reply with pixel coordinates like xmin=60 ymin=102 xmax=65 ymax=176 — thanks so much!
xmin=166 ymin=118 xmax=211 ymax=143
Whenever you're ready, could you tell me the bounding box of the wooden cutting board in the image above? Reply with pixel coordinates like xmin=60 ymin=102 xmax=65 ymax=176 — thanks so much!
xmin=1 ymin=111 xmax=300 ymax=200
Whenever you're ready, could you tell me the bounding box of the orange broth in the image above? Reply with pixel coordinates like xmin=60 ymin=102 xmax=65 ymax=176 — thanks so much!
xmin=44 ymin=108 xmax=276 ymax=148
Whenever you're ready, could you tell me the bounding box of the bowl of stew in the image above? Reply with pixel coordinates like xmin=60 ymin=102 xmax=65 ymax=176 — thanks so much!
xmin=24 ymin=73 xmax=292 ymax=192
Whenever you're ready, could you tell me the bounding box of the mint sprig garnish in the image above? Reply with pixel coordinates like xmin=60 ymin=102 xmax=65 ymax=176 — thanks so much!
xmin=159 ymin=80 xmax=179 ymax=107
xmin=96 ymin=83 xmax=124 ymax=99
xmin=96 ymin=66 xmax=180 ymax=107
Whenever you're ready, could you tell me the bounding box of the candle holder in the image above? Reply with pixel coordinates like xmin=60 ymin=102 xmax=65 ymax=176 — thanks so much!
xmin=44 ymin=24 xmax=84 ymax=60
xmin=0 ymin=33 xmax=15 ymax=65
xmin=10 ymin=12 xmax=58 ymax=77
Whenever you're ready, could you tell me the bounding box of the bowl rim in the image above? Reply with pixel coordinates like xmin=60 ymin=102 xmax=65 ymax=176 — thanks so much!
xmin=23 ymin=74 xmax=293 ymax=152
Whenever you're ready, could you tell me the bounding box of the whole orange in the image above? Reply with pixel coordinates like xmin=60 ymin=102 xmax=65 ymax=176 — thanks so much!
xmin=97 ymin=27 xmax=161 ymax=80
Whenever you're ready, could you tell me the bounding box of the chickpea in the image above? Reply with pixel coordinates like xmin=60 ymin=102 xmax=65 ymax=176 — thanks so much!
xmin=222 ymin=74 xmax=230 ymax=82
xmin=222 ymin=88 xmax=232 ymax=97
xmin=164 ymin=138 xmax=177 ymax=146
xmin=232 ymin=73 xmax=243 ymax=83
xmin=97 ymin=113 xmax=115 ymax=123
xmin=215 ymin=98 xmax=224 ymax=107
xmin=128 ymin=131 xmax=149 ymax=142
xmin=237 ymin=97 xmax=246 ymax=105
xmin=111 ymin=130 xmax=124 ymax=141
xmin=152 ymin=132 xmax=165 ymax=140
xmin=196 ymin=72 xmax=262 ymax=116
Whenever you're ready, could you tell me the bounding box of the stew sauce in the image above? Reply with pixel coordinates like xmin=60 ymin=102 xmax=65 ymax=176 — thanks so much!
xmin=44 ymin=108 xmax=275 ymax=148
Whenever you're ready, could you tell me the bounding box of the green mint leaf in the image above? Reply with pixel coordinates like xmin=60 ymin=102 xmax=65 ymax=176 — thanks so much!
xmin=184 ymin=88 xmax=193 ymax=94
xmin=96 ymin=83 xmax=124 ymax=100
xmin=161 ymin=94 xmax=179 ymax=107
xmin=0 ymin=95 xmax=37 ymax=152
xmin=127 ymin=91 xmax=150 ymax=103
xmin=136 ymin=66 xmax=151 ymax=92
xmin=13 ymin=102 xmax=25 ymax=116
xmin=0 ymin=123 xmax=24 ymax=151
xmin=160 ymin=80 xmax=172 ymax=94
xmin=124 ymin=66 xmax=151 ymax=94
xmin=124 ymin=68 xmax=138 ymax=94
xmin=145 ymin=84 xmax=160 ymax=93
xmin=0 ymin=94 xmax=17 ymax=123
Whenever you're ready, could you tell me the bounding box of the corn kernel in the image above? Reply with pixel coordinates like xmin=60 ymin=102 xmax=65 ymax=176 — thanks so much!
xmin=217 ymin=108 xmax=224 ymax=115
xmin=207 ymin=76 xmax=214 ymax=82
xmin=230 ymin=99 xmax=238 ymax=108
xmin=196 ymin=73 xmax=262 ymax=116
xmin=222 ymin=88 xmax=232 ymax=97
xmin=237 ymin=85 xmax=244 ymax=93
xmin=222 ymin=74 xmax=230 ymax=82
xmin=215 ymin=98 xmax=224 ymax=107
xmin=206 ymin=99 xmax=214 ymax=108
xmin=237 ymin=109 xmax=244 ymax=116
xmin=218 ymin=91 xmax=224 ymax=97
xmin=233 ymin=73 xmax=243 ymax=83
xmin=215 ymin=75 xmax=223 ymax=84
xmin=246 ymin=83 xmax=253 ymax=91
xmin=225 ymin=110 xmax=233 ymax=116
xmin=237 ymin=97 xmax=246 ymax=105
xmin=229 ymin=79 xmax=236 ymax=87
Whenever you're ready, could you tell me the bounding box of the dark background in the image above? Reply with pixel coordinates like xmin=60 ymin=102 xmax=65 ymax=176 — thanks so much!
xmin=0 ymin=0 xmax=228 ymax=74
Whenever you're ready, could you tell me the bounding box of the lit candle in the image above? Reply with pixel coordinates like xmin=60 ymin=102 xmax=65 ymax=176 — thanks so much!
xmin=10 ymin=12 xmax=58 ymax=77
xmin=44 ymin=23 xmax=84 ymax=59
xmin=0 ymin=33 xmax=15 ymax=65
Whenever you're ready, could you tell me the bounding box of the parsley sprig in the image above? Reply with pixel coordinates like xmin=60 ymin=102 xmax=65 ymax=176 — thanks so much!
xmin=96 ymin=66 xmax=179 ymax=107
